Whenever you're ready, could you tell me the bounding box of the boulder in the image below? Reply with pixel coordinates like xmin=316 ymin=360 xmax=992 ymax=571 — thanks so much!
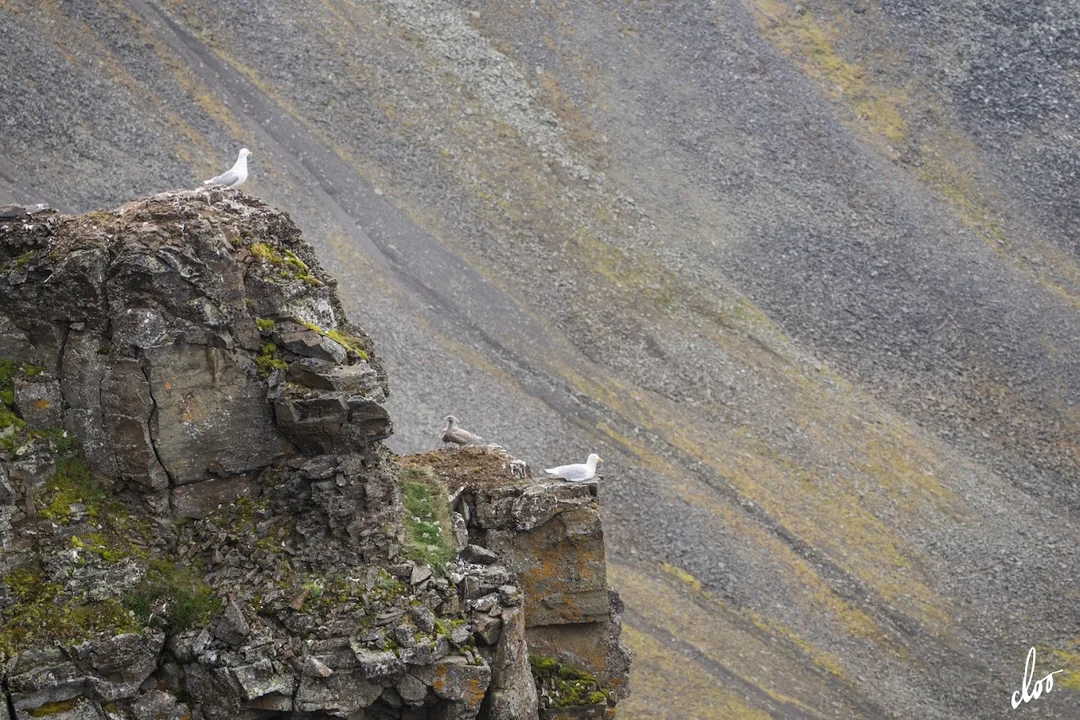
xmin=12 ymin=378 xmax=63 ymax=430
xmin=132 ymin=690 xmax=192 ymax=720
xmin=349 ymin=644 xmax=405 ymax=679
xmin=460 ymin=543 xmax=498 ymax=565
xmin=213 ymin=601 xmax=250 ymax=647
xmin=278 ymin=329 xmax=348 ymax=364
xmin=231 ymin=659 xmax=294 ymax=700
xmin=473 ymin=613 xmax=503 ymax=646
xmin=74 ymin=631 xmax=165 ymax=701
xmin=294 ymin=670 xmax=382 ymax=715
xmin=7 ymin=649 xmax=85 ymax=710
xmin=415 ymin=655 xmax=489 ymax=719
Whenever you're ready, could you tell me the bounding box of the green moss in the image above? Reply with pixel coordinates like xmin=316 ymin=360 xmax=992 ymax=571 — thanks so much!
xmin=529 ymin=655 xmax=609 ymax=707
xmin=0 ymin=402 xmax=22 ymax=439
xmin=250 ymin=243 xmax=324 ymax=287
xmin=70 ymin=533 xmax=141 ymax=564
xmin=14 ymin=250 xmax=36 ymax=268
xmin=0 ymin=361 xmax=11 ymax=389
xmin=301 ymin=322 xmax=371 ymax=361
xmin=23 ymin=430 xmax=152 ymax=568
xmin=256 ymin=342 xmax=288 ymax=377
xmin=250 ymin=242 xmax=284 ymax=265
xmin=272 ymin=570 xmax=365 ymax=615
xmin=124 ymin=558 xmax=220 ymax=632
xmin=327 ymin=329 xmax=368 ymax=359
xmin=39 ymin=456 xmax=109 ymax=522
xmin=45 ymin=428 xmax=79 ymax=456
xmin=282 ymin=249 xmax=324 ymax=286
xmin=256 ymin=318 xmax=276 ymax=332
xmin=530 ymin=655 xmax=559 ymax=675
xmin=400 ymin=472 xmax=457 ymax=572
xmin=0 ymin=563 xmax=141 ymax=661
xmin=27 ymin=700 xmax=80 ymax=716
xmin=0 ymin=360 xmax=49 ymax=449
xmin=208 ymin=495 xmax=285 ymax=554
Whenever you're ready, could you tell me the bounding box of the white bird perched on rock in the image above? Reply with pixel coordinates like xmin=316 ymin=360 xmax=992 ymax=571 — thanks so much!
xmin=545 ymin=453 xmax=602 ymax=482
xmin=203 ymin=148 xmax=251 ymax=189
xmin=441 ymin=415 xmax=483 ymax=446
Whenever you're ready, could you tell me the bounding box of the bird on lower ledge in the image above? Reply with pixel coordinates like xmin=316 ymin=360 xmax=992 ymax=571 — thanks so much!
xmin=545 ymin=453 xmax=602 ymax=482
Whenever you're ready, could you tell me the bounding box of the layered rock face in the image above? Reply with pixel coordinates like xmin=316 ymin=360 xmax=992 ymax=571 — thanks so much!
xmin=0 ymin=192 xmax=629 ymax=719
xmin=401 ymin=450 xmax=631 ymax=719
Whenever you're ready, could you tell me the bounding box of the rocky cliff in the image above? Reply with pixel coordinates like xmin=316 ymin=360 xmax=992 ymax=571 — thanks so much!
xmin=0 ymin=191 xmax=629 ymax=720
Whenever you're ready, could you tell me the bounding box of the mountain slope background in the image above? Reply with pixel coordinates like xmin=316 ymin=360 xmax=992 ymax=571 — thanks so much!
xmin=2 ymin=0 xmax=1079 ymax=717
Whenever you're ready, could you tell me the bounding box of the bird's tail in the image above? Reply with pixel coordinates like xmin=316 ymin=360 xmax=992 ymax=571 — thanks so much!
xmin=202 ymin=179 xmax=214 ymax=186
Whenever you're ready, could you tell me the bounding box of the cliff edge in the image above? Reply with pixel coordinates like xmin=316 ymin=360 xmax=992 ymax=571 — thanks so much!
xmin=0 ymin=191 xmax=629 ymax=720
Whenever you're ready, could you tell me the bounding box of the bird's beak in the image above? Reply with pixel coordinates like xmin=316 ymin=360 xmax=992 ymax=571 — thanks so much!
xmin=598 ymin=457 xmax=604 ymax=463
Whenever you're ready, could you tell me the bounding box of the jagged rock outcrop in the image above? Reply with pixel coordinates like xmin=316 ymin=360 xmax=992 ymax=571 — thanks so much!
xmin=0 ymin=191 xmax=629 ymax=720
xmin=403 ymin=448 xmax=631 ymax=719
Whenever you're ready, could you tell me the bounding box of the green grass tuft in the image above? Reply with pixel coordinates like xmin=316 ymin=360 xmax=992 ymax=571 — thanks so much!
xmin=400 ymin=467 xmax=457 ymax=571
xmin=124 ymin=558 xmax=220 ymax=632
xmin=256 ymin=342 xmax=288 ymax=377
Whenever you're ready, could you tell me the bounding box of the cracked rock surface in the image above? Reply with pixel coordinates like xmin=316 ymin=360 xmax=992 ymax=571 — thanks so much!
xmin=0 ymin=192 xmax=628 ymax=719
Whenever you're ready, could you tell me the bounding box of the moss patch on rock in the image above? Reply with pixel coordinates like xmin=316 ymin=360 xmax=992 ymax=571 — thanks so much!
xmin=39 ymin=454 xmax=110 ymax=522
xmin=301 ymin=321 xmax=371 ymax=361
xmin=0 ymin=435 xmax=169 ymax=659
xmin=0 ymin=359 xmax=46 ymax=450
xmin=530 ymin=654 xmax=608 ymax=707
xmin=0 ymin=562 xmax=141 ymax=661
xmin=250 ymin=242 xmax=324 ymax=287
xmin=26 ymin=700 xmax=81 ymax=717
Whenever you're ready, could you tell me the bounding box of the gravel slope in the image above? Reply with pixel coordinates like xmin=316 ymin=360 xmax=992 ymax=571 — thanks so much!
xmin=2 ymin=0 xmax=1079 ymax=717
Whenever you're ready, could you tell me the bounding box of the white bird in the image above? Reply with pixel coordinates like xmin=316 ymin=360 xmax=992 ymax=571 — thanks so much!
xmin=441 ymin=415 xmax=483 ymax=446
xmin=203 ymin=148 xmax=251 ymax=189
xmin=545 ymin=453 xmax=602 ymax=482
